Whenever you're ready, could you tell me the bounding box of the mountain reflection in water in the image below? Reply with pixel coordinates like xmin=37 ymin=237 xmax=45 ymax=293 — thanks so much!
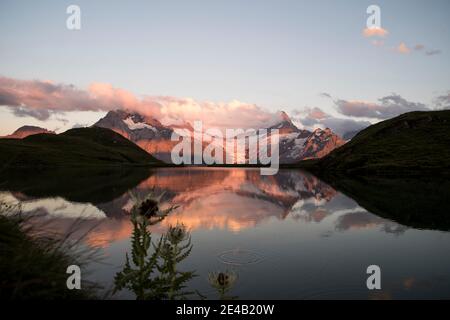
xmin=0 ymin=168 xmax=361 ymax=241
xmin=1 ymin=168 xmax=450 ymax=299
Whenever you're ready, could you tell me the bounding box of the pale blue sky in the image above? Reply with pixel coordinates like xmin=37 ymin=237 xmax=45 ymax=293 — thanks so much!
xmin=0 ymin=0 xmax=449 ymax=134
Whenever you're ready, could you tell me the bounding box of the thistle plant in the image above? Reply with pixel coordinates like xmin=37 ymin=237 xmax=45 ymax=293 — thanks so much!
xmin=113 ymin=210 xmax=161 ymax=299
xmin=208 ymin=270 xmax=238 ymax=300
xmin=156 ymin=223 xmax=195 ymax=300
xmin=128 ymin=190 xmax=176 ymax=223
xmin=113 ymin=193 xmax=195 ymax=300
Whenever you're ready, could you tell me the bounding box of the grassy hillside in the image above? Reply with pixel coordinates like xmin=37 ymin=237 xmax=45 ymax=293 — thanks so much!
xmin=0 ymin=127 xmax=162 ymax=169
xmin=305 ymin=110 xmax=450 ymax=177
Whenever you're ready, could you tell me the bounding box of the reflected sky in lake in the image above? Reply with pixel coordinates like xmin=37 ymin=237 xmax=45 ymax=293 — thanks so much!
xmin=1 ymin=168 xmax=450 ymax=299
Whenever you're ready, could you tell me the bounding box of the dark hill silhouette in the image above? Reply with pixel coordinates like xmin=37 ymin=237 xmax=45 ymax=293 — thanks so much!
xmin=0 ymin=126 xmax=162 ymax=169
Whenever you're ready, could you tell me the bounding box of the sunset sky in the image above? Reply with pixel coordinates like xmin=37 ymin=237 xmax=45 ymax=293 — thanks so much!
xmin=1 ymin=0 xmax=449 ymax=136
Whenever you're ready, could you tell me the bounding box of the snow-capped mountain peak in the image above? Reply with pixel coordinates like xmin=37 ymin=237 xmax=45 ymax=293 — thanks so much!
xmin=94 ymin=109 xmax=345 ymax=164
xmin=278 ymin=111 xmax=291 ymax=122
xmin=123 ymin=116 xmax=157 ymax=131
xmin=269 ymin=110 xmax=303 ymax=134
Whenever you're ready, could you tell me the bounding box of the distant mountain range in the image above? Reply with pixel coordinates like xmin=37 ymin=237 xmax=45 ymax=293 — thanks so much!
xmin=2 ymin=110 xmax=449 ymax=175
xmin=3 ymin=125 xmax=55 ymax=139
xmin=1 ymin=109 xmax=346 ymax=165
xmin=93 ymin=109 xmax=346 ymax=164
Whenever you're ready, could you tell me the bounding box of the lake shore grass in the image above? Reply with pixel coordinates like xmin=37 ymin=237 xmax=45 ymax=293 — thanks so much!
xmin=0 ymin=210 xmax=100 ymax=300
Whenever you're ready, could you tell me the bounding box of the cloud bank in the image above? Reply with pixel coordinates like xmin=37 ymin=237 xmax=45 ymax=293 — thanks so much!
xmin=0 ymin=77 xmax=100 ymax=120
xmin=291 ymin=107 xmax=371 ymax=138
xmin=335 ymin=94 xmax=429 ymax=120
xmin=0 ymin=76 xmax=442 ymax=139
xmin=0 ymin=76 xmax=279 ymax=130
xmin=425 ymin=49 xmax=442 ymax=56
xmin=294 ymin=92 xmax=435 ymax=137
xmin=434 ymin=92 xmax=450 ymax=109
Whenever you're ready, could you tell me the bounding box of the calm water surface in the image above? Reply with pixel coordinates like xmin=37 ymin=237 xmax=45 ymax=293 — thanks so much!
xmin=2 ymin=168 xmax=450 ymax=299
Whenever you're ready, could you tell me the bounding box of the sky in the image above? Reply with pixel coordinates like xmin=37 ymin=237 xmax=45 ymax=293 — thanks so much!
xmin=0 ymin=0 xmax=449 ymax=136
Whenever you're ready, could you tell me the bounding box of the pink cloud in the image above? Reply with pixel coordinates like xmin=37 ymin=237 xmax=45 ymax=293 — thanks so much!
xmin=154 ymin=97 xmax=279 ymax=129
xmin=0 ymin=76 xmax=99 ymax=118
xmin=306 ymin=107 xmax=328 ymax=120
xmin=363 ymin=27 xmax=389 ymax=38
xmin=336 ymin=100 xmax=382 ymax=118
xmin=396 ymin=42 xmax=411 ymax=54
xmin=0 ymin=76 xmax=280 ymax=130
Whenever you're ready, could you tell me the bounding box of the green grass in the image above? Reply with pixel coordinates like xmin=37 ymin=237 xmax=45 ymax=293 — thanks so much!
xmin=0 ymin=127 xmax=162 ymax=169
xmin=0 ymin=212 xmax=100 ymax=300
xmin=300 ymin=110 xmax=450 ymax=177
